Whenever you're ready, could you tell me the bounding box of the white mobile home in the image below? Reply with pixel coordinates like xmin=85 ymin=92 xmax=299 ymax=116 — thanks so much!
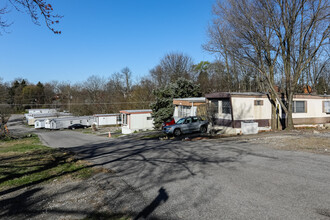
xmin=93 ymin=114 xmax=121 ymax=127
xmin=45 ymin=116 xmax=94 ymax=130
xmin=28 ymin=109 xmax=57 ymax=114
xmin=120 ymin=109 xmax=154 ymax=134
xmin=26 ymin=112 xmax=72 ymax=125
xmin=205 ymin=92 xmax=330 ymax=134
xmin=173 ymin=97 xmax=206 ymax=121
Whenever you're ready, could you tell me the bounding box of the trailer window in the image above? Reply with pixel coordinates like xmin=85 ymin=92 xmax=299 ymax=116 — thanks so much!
xmin=222 ymin=99 xmax=231 ymax=114
xmin=323 ymin=101 xmax=330 ymax=113
xmin=293 ymin=101 xmax=306 ymax=113
xmin=254 ymin=100 xmax=264 ymax=106
xmin=209 ymin=100 xmax=219 ymax=114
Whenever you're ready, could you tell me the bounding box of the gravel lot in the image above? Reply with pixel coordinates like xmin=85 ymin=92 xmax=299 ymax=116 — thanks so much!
xmin=2 ymin=114 xmax=330 ymax=220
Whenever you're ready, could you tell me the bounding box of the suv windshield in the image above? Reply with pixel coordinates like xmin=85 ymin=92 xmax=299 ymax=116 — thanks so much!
xmin=176 ymin=118 xmax=186 ymax=124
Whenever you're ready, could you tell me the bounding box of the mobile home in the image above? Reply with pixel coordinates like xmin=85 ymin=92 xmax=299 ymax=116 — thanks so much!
xmin=120 ymin=109 xmax=154 ymax=134
xmin=205 ymin=92 xmax=330 ymax=134
xmin=27 ymin=109 xmax=57 ymax=114
xmin=93 ymin=114 xmax=121 ymax=127
xmin=45 ymin=116 xmax=94 ymax=130
xmin=26 ymin=112 xmax=72 ymax=125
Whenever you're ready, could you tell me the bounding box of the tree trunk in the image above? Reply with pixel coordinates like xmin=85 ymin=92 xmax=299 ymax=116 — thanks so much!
xmin=270 ymin=93 xmax=277 ymax=130
xmin=286 ymin=92 xmax=294 ymax=130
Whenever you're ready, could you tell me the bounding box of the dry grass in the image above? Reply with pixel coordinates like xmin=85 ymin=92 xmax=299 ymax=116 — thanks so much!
xmin=0 ymin=135 xmax=106 ymax=190
xmin=248 ymin=131 xmax=330 ymax=155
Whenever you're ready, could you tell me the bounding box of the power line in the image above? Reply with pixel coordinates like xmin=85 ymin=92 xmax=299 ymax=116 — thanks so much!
xmin=0 ymin=101 xmax=154 ymax=106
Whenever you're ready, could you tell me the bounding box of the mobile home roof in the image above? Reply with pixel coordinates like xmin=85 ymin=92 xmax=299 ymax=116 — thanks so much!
xmin=120 ymin=109 xmax=152 ymax=114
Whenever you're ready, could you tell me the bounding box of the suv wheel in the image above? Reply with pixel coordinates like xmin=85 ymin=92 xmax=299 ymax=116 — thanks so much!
xmin=200 ymin=126 xmax=207 ymax=133
xmin=174 ymin=128 xmax=182 ymax=137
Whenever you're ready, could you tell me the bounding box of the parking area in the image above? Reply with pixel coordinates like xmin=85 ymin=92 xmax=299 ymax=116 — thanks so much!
xmin=4 ymin=115 xmax=330 ymax=219
xmin=37 ymin=129 xmax=330 ymax=219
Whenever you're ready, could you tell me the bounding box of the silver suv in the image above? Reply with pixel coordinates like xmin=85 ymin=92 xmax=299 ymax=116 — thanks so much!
xmin=162 ymin=116 xmax=208 ymax=136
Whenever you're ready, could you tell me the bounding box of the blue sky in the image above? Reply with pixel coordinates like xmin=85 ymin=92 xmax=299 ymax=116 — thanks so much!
xmin=0 ymin=0 xmax=216 ymax=84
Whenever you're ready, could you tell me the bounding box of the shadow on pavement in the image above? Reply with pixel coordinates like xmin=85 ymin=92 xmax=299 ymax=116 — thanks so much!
xmin=134 ymin=187 xmax=169 ymax=220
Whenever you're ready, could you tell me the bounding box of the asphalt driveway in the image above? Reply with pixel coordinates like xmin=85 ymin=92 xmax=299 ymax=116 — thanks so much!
xmin=36 ymin=129 xmax=330 ymax=220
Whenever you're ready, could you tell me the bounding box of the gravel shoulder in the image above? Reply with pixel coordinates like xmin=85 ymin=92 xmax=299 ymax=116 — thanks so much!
xmin=0 ymin=173 xmax=147 ymax=220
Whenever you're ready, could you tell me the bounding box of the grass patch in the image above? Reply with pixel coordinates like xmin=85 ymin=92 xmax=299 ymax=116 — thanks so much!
xmin=0 ymin=135 xmax=98 ymax=190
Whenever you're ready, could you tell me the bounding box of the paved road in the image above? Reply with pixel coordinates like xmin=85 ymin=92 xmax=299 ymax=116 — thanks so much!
xmin=8 ymin=115 xmax=330 ymax=219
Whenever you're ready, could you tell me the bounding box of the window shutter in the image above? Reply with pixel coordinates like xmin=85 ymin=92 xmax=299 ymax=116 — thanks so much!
xmin=305 ymin=101 xmax=307 ymax=113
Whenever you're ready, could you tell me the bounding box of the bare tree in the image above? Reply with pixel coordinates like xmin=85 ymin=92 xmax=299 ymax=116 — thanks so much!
xmin=304 ymin=48 xmax=329 ymax=92
xmin=83 ymin=75 xmax=107 ymax=113
xmin=1 ymin=0 xmax=62 ymax=34
xmin=206 ymin=0 xmax=329 ymax=129
xmin=150 ymin=65 xmax=170 ymax=87
xmin=121 ymin=67 xmax=132 ymax=98
xmin=150 ymin=52 xmax=194 ymax=85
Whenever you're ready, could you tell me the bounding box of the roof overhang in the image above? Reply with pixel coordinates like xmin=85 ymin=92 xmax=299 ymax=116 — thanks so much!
xmin=120 ymin=110 xmax=152 ymax=114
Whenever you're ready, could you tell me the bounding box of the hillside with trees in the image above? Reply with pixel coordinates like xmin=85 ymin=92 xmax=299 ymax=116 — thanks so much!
xmin=0 ymin=50 xmax=328 ymax=118
xmin=0 ymin=0 xmax=329 ymax=131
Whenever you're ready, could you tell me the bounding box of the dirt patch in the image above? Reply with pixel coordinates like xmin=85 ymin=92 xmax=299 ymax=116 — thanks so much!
xmin=246 ymin=130 xmax=330 ymax=155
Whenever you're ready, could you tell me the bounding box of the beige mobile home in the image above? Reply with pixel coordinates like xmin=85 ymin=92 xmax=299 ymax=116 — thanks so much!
xmin=120 ymin=109 xmax=154 ymax=134
xmin=291 ymin=94 xmax=330 ymax=127
xmin=205 ymin=92 xmax=330 ymax=134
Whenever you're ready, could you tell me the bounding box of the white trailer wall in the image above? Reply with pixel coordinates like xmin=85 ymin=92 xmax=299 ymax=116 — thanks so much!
xmin=45 ymin=116 xmax=94 ymax=130
xmin=94 ymin=114 xmax=120 ymax=126
xmin=34 ymin=120 xmax=46 ymax=129
xmin=130 ymin=113 xmax=153 ymax=130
